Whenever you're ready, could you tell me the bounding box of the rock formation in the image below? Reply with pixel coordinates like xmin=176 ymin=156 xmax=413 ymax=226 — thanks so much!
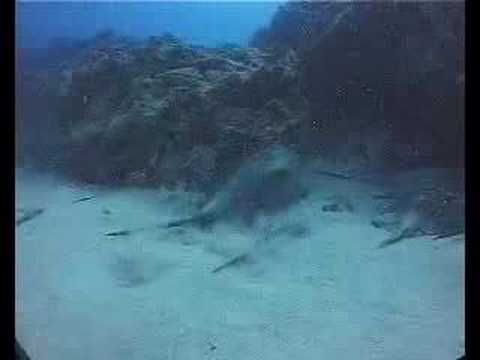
xmin=18 ymin=33 xmax=309 ymax=190
xmin=16 ymin=2 xmax=464 ymax=192
xmin=251 ymin=1 xmax=465 ymax=170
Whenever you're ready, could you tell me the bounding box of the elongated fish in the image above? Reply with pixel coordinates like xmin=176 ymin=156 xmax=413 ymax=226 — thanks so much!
xmin=165 ymin=145 xmax=308 ymax=229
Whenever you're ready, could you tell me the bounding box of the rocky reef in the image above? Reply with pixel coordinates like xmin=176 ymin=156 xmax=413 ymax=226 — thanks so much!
xmin=17 ymin=1 xmax=464 ymax=192
xmin=252 ymin=1 xmax=465 ymax=170
xmin=18 ymin=32 xmax=309 ymax=191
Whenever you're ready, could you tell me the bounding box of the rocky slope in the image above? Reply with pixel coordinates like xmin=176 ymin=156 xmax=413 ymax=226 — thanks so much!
xmin=19 ymin=33 xmax=310 ymax=191
xmin=251 ymin=1 xmax=465 ymax=169
xmin=17 ymin=2 xmax=464 ymax=191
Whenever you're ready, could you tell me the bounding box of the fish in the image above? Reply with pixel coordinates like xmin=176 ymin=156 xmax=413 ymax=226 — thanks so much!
xmin=376 ymin=186 xmax=465 ymax=248
xmin=72 ymin=195 xmax=96 ymax=204
xmin=432 ymin=232 xmax=464 ymax=240
xmin=212 ymin=253 xmax=250 ymax=273
xmin=16 ymin=208 xmax=44 ymax=226
xmin=164 ymin=145 xmax=308 ymax=229
xmin=377 ymin=227 xmax=423 ymax=249
xmin=105 ymin=230 xmax=132 ymax=237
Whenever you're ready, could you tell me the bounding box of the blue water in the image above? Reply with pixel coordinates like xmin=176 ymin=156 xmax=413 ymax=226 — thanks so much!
xmin=16 ymin=1 xmax=282 ymax=49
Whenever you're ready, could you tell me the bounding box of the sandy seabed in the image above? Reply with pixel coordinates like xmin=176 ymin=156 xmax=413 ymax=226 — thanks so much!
xmin=15 ymin=168 xmax=464 ymax=360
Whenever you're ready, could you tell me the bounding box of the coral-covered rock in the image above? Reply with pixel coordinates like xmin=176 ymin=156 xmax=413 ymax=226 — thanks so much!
xmin=18 ymin=1 xmax=463 ymax=190
xmin=251 ymin=1 xmax=464 ymax=169
xmin=27 ymin=33 xmax=308 ymax=189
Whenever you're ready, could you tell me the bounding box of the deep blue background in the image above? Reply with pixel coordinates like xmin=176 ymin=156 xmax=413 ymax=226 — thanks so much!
xmin=16 ymin=1 xmax=282 ymax=48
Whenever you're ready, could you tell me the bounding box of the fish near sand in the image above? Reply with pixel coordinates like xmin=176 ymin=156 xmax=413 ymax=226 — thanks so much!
xmin=16 ymin=208 xmax=44 ymax=226
xmin=72 ymin=195 xmax=96 ymax=204
xmin=165 ymin=145 xmax=308 ymax=229
xmin=377 ymin=226 xmax=424 ymax=249
xmin=212 ymin=253 xmax=251 ymax=273
xmin=376 ymin=188 xmax=465 ymax=248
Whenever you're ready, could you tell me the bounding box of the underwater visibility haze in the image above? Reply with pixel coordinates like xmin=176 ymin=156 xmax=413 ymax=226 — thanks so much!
xmin=15 ymin=1 xmax=465 ymax=360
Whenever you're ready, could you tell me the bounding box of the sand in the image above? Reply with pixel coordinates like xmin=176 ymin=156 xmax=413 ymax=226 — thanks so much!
xmin=15 ymin=167 xmax=464 ymax=360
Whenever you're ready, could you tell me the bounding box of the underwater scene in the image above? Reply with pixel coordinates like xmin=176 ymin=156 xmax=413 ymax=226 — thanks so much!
xmin=15 ymin=1 xmax=465 ymax=359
